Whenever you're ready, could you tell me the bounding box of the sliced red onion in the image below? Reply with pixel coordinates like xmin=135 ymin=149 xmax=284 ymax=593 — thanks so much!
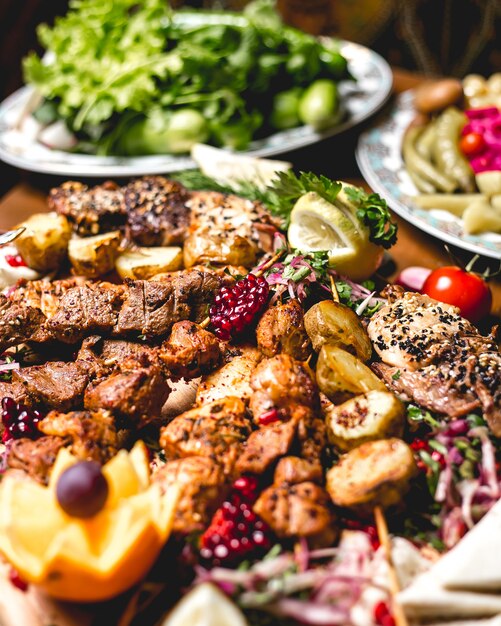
xmin=394 ymin=266 xmax=431 ymax=293
xmin=267 ymin=597 xmax=350 ymax=625
xmin=0 ymin=361 xmax=20 ymax=372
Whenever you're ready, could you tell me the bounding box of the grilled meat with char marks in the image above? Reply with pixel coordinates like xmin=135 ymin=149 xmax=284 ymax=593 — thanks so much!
xmin=236 ymin=419 xmax=298 ymax=475
xmin=159 ymin=321 xmax=222 ymax=379
xmin=159 ymin=397 xmax=252 ymax=475
xmin=368 ymin=292 xmax=501 ymax=435
xmin=0 ymin=268 xmax=233 ymax=352
xmin=125 ymin=176 xmax=190 ymax=246
xmin=84 ymin=360 xmax=169 ymax=427
xmin=77 ymin=335 xmax=162 ymax=379
xmin=196 ymin=345 xmax=262 ymax=405
xmin=253 ymin=481 xmax=337 ymax=547
xmin=6 ymin=436 xmax=67 ymax=484
xmin=37 ymin=409 xmax=125 ymax=465
xmin=47 ymin=282 xmax=125 ymax=344
xmin=49 ymin=180 xmax=126 ymax=236
xmin=0 ymin=294 xmax=48 ymax=352
xmin=249 ymin=354 xmax=318 ymax=423
xmin=12 ymin=361 xmax=90 ymax=412
xmin=152 ymin=456 xmax=229 ymax=534
xmin=256 ymin=299 xmax=312 ymax=360
xmin=184 ymin=191 xmax=276 ymax=268
xmin=8 ymin=277 xmax=87 ymax=319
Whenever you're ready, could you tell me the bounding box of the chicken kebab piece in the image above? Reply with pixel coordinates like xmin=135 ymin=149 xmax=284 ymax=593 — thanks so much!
xmin=368 ymin=291 xmax=501 ymax=436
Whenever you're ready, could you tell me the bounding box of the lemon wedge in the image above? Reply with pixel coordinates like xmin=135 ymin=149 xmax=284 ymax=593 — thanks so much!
xmin=288 ymin=188 xmax=383 ymax=281
xmin=162 ymin=583 xmax=248 ymax=626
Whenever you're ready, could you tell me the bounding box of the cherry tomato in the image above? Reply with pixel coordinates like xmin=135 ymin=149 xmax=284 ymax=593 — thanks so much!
xmin=459 ymin=132 xmax=486 ymax=157
xmin=422 ymin=266 xmax=492 ymax=323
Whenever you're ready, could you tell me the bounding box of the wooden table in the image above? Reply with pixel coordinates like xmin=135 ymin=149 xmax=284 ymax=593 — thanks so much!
xmin=0 ymin=68 xmax=500 ymax=318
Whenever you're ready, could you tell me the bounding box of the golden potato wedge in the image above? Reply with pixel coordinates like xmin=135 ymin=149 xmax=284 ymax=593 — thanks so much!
xmin=326 ymin=438 xmax=417 ymax=513
xmin=322 ymin=390 xmax=405 ymax=452
xmin=14 ymin=212 xmax=71 ymax=271
xmin=304 ymin=300 xmax=372 ymax=361
xmin=116 ymin=246 xmax=183 ymax=280
xmin=316 ymin=344 xmax=386 ymax=403
xmin=68 ymin=231 xmax=122 ymax=278
xmin=183 ymin=232 xmax=256 ymax=269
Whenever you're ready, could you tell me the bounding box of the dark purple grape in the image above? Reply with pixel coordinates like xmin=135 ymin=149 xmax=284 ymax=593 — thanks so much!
xmin=56 ymin=461 xmax=109 ymax=518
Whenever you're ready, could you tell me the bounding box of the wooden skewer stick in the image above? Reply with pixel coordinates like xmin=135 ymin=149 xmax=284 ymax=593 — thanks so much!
xmin=198 ymin=249 xmax=286 ymax=330
xmin=374 ymin=505 xmax=409 ymax=626
xmin=330 ymin=275 xmax=340 ymax=303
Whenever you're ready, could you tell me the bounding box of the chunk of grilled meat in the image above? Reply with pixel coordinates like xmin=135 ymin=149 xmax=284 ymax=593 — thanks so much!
xmin=49 ymin=180 xmax=126 ymax=236
xmin=38 ymin=409 xmax=125 ymax=465
xmin=159 ymin=397 xmax=252 ymax=475
xmin=274 ymin=456 xmax=323 ymax=485
xmin=253 ymin=481 xmax=337 ymax=547
xmin=249 ymin=354 xmax=318 ymax=423
xmin=256 ymin=299 xmax=312 ymax=360
xmin=0 ymin=294 xmax=48 ymax=352
xmin=84 ymin=361 xmax=169 ymax=427
xmin=196 ymin=345 xmax=262 ymax=405
xmin=295 ymin=405 xmax=326 ymax=478
xmin=184 ymin=191 xmax=276 ymax=268
xmin=159 ymin=321 xmax=222 ymax=379
xmin=152 ymin=456 xmax=229 ymax=534
xmin=6 ymin=436 xmax=67 ymax=484
xmin=8 ymin=277 xmax=87 ymax=319
xmin=47 ymin=281 xmax=125 ymax=344
xmin=77 ymin=335 xmax=162 ymax=379
xmin=368 ymin=293 xmax=501 ymax=435
xmin=0 ymin=268 xmax=234 ymax=352
xmin=0 ymin=381 xmax=32 ymax=407
xmin=125 ymin=176 xmax=190 ymax=246
xmin=236 ymin=419 xmax=298 ymax=475
xmin=11 ymin=361 xmax=90 ymax=412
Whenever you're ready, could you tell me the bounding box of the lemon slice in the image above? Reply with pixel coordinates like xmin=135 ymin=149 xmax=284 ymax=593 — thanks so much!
xmin=162 ymin=583 xmax=248 ymax=626
xmin=288 ymin=189 xmax=383 ymax=281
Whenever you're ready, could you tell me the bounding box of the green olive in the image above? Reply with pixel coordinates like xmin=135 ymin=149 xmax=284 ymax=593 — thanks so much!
xmin=298 ymin=79 xmax=339 ymax=131
xmin=270 ymin=88 xmax=302 ymax=130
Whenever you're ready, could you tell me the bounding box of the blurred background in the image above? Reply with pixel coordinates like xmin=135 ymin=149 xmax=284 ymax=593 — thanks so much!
xmin=0 ymin=0 xmax=500 ymax=195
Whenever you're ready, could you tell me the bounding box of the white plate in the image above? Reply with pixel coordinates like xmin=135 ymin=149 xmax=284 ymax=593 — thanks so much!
xmin=0 ymin=31 xmax=392 ymax=178
xmin=356 ymin=90 xmax=501 ymax=260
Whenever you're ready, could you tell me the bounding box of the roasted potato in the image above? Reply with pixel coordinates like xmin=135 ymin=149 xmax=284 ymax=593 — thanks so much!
xmin=183 ymin=232 xmax=256 ymax=269
xmin=304 ymin=300 xmax=372 ymax=361
xmin=326 ymin=438 xmax=417 ymax=514
xmin=14 ymin=212 xmax=71 ymax=271
xmin=322 ymin=390 xmax=405 ymax=452
xmin=68 ymin=231 xmax=122 ymax=278
xmin=316 ymin=344 xmax=386 ymax=403
xmin=116 ymin=246 xmax=183 ymax=280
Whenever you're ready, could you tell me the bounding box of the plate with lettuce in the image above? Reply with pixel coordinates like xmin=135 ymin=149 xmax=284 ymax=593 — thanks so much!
xmin=0 ymin=0 xmax=392 ymax=177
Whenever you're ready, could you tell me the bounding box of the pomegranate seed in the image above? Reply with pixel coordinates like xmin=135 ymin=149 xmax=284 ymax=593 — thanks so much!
xmin=5 ymin=254 xmax=27 ymax=268
xmin=1 ymin=398 xmax=43 ymax=442
xmin=258 ymin=408 xmax=279 ymax=425
xmin=209 ymin=274 xmax=269 ymax=340
xmin=9 ymin=568 xmax=28 ymax=592
xmin=200 ymin=476 xmax=272 ymax=565
xmin=382 ymin=615 xmax=396 ymax=626
xmin=374 ymin=601 xmax=390 ymax=624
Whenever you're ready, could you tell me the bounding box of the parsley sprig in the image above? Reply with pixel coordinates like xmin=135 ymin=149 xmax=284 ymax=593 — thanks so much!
xmin=344 ymin=186 xmax=397 ymax=249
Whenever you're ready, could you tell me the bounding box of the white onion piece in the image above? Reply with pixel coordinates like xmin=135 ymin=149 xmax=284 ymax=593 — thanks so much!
xmin=38 ymin=121 xmax=77 ymax=150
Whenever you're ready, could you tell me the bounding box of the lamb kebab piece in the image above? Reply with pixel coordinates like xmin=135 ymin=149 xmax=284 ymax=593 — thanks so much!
xmin=368 ymin=292 xmax=501 ymax=435
xmin=0 ymin=267 xmax=234 ymax=352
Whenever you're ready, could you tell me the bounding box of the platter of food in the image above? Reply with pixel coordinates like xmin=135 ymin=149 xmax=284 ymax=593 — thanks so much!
xmin=0 ymin=163 xmax=499 ymax=626
xmin=356 ymin=76 xmax=501 ymax=260
xmin=0 ymin=0 xmax=392 ymax=177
